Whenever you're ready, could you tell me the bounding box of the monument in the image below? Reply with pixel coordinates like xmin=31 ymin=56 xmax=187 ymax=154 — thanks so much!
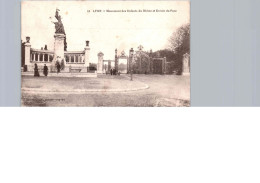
xmin=22 ymin=9 xmax=93 ymax=74
xmin=52 ymin=9 xmax=66 ymax=71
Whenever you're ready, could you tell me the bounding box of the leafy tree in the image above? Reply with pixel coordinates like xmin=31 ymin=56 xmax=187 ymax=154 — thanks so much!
xmin=168 ymin=23 xmax=190 ymax=74
xmin=169 ymin=23 xmax=190 ymax=54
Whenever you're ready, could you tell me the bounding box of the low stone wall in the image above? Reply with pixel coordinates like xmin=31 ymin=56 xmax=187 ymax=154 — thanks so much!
xmin=24 ymin=63 xmax=89 ymax=73
xmin=24 ymin=49 xmax=90 ymax=73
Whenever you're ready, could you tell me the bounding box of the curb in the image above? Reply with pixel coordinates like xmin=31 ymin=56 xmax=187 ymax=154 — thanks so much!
xmin=21 ymin=84 xmax=149 ymax=94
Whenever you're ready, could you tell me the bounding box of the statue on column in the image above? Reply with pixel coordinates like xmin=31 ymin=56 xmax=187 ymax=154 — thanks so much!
xmin=52 ymin=8 xmax=65 ymax=34
xmin=51 ymin=8 xmax=67 ymax=51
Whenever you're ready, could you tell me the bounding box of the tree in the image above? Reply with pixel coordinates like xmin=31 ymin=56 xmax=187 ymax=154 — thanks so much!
xmin=169 ymin=23 xmax=190 ymax=54
xmin=168 ymin=23 xmax=190 ymax=74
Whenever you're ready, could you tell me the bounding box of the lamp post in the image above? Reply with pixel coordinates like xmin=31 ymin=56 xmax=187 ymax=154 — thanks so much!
xmin=130 ymin=48 xmax=134 ymax=81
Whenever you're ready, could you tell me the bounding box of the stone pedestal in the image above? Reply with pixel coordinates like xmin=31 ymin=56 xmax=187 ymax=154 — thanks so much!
xmin=53 ymin=33 xmax=65 ymax=66
xmin=182 ymin=53 xmax=190 ymax=75
xmin=24 ymin=42 xmax=31 ymax=68
xmin=84 ymin=48 xmax=90 ymax=67
xmin=97 ymin=52 xmax=104 ymax=74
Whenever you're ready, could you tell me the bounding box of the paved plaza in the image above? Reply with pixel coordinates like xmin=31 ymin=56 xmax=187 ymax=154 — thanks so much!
xmin=21 ymin=74 xmax=190 ymax=107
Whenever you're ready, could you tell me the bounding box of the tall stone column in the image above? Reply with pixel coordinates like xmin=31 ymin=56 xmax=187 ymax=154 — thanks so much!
xmin=139 ymin=56 xmax=142 ymax=73
xmin=163 ymin=57 xmax=167 ymax=74
xmin=24 ymin=37 xmax=31 ymax=71
xmin=149 ymin=50 xmax=153 ymax=74
xmin=128 ymin=50 xmax=131 ymax=73
xmin=108 ymin=60 xmax=111 ymax=71
xmin=115 ymin=49 xmax=118 ymax=71
xmin=97 ymin=52 xmax=104 ymax=74
xmin=84 ymin=41 xmax=90 ymax=67
xmin=53 ymin=33 xmax=65 ymax=67
xmin=182 ymin=53 xmax=190 ymax=75
xmin=127 ymin=57 xmax=129 ymax=73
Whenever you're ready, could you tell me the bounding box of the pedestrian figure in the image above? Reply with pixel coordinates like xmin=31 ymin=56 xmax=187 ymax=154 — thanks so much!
xmin=60 ymin=59 xmax=65 ymax=70
xmin=110 ymin=68 xmax=113 ymax=75
xmin=34 ymin=63 xmax=40 ymax=77
xmin=43 ymin=64 xmax=48 ymax=76
xmin=56 ymin=61 xmax=61 ymax=73
xmin=113 ymin=68 xmax=116 ymax=75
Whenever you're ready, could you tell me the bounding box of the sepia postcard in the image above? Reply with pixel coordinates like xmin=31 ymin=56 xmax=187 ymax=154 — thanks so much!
xmin=21 ymin=1 xmax=190 ymax=107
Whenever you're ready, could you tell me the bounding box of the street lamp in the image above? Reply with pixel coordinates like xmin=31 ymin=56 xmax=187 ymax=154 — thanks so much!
xmin=130 ymin=48 xmax=134 ymax=81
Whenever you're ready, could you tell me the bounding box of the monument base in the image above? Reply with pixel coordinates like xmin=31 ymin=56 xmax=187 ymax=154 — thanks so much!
xmin=53 ymin=33 xmax=66 ymax=66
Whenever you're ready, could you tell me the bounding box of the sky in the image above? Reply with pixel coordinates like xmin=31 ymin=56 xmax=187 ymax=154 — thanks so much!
xmin=22 ymin=1 xmax=190 ymax=63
